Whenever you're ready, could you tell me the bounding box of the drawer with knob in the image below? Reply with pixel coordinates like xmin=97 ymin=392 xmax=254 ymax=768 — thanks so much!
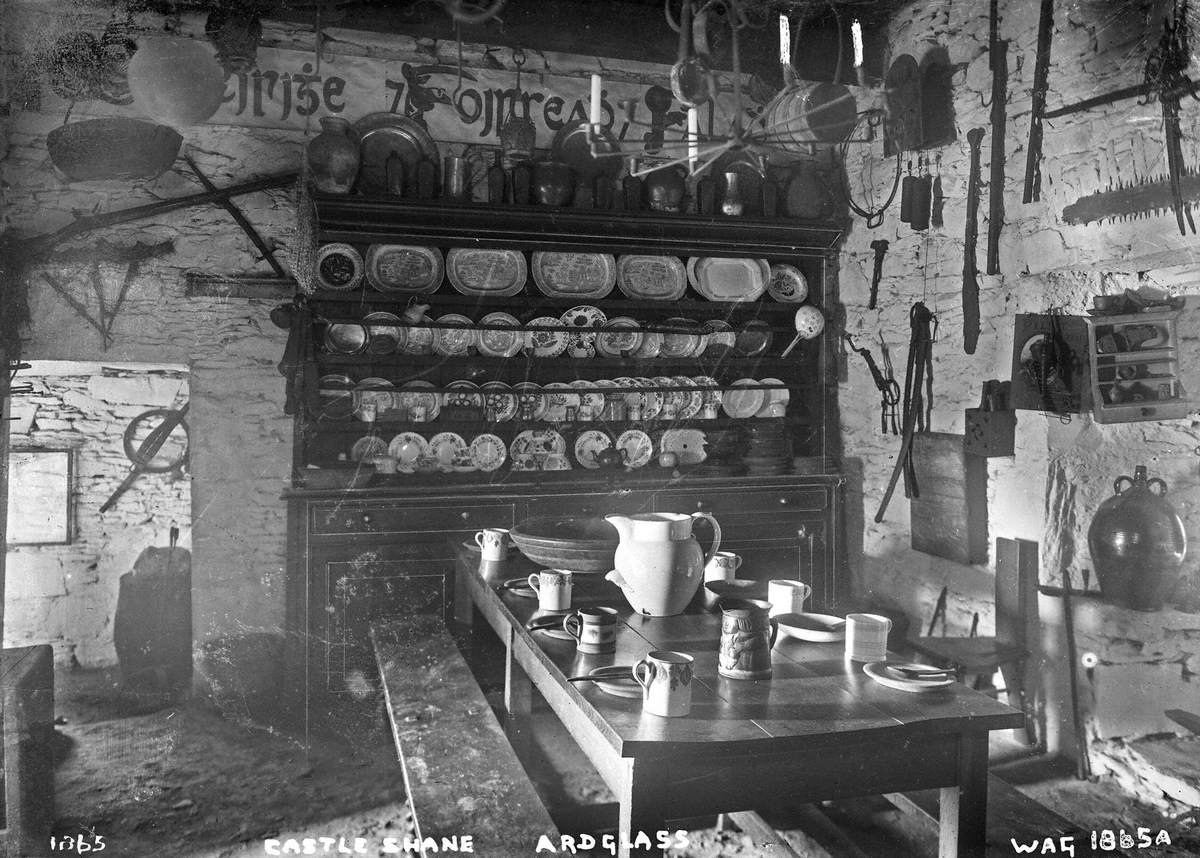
xmin=310 ymin=501 xmax=516 ymax=536
xmin=652 ymin=487 xmax=829 ymax=518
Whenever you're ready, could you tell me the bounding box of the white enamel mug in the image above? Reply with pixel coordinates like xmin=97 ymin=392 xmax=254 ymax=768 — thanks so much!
xmin=845 ymin=613 xmax=892 ymax=663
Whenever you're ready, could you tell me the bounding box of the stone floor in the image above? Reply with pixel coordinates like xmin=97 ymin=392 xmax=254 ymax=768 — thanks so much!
xmin=46 ymin=666 xmax=1199 ymax=858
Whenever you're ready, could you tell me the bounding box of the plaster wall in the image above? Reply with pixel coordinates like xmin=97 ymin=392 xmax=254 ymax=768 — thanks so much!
xmin=840 ymin=0 xmax=1200 ymax=754
xmin=5 ymin=363 xmax=190 ymax=666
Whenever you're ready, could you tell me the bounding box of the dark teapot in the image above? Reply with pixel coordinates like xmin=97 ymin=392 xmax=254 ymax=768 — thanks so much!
xmin=642 ymin=164 xmax=687 ymax=212
xmin=532 ymin=161 xmax=575 ymax=206
xmin=595 ymin=447 xmax=627 ymax=470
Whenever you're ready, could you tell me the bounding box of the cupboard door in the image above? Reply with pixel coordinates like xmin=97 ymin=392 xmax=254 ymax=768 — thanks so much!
xmin=718 ymin=514 xmax=838 ymax=608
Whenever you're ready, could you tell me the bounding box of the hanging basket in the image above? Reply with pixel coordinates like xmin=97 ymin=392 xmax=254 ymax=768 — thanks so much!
xmin=47 ymin=118 xmax=182 ymax=181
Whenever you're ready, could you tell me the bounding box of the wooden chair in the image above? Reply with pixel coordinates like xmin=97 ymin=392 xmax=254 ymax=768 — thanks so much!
xmin=910 ymin=537 xmax=1040 ymax=745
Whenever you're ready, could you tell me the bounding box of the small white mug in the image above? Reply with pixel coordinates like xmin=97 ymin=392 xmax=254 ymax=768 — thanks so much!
xmin=704 ymin=551 xmax=743 ymax=583
xmin=845 ymin=613 xmax=892 ymax=663
xmin=474 ymin=528 xmax=510 ymax=562
xmin=767 ymin=579 xmax=812 ymax=617
xmin=528 ymin=569 xmax=573 ymax=612
xmin=633 ymin=650 xmax=694 ymax=717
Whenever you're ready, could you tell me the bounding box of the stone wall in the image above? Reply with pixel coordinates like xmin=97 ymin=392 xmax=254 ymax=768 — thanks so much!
xmin=6 ymin=363 xmax=190 ymax=666
xmin=840 ymin=0 xmax=1200 ymax=756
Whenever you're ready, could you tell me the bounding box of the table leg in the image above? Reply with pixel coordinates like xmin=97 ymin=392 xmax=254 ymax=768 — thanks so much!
xmin=938 ymin=733 xmax=989 ymax=858
xmin=504 ymin=624 xmax=532 ymax=759
xmin=617 ymin=758 xmax=671 ymax=858
xmin=454 ymin=566 xmax=474 ymax=627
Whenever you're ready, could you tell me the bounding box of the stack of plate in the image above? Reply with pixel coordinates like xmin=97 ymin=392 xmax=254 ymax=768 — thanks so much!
xmin=692 ymin=425 xmax=746 ymax=476
xmin=741 ymin=419 xmax=793 ymax=476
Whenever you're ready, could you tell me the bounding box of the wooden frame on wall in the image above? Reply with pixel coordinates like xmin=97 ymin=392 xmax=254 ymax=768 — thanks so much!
xmin=5 ymin=450 xmax=73 ymax=546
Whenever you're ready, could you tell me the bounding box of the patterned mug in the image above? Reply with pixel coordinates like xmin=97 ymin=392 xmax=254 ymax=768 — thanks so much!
xmin=633 ymin=650 xmax=694 ymax=717
xmin=718 ymin=598 xmax=779 ymax=680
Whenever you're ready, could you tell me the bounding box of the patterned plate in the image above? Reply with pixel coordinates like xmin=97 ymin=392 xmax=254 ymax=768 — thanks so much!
xmin=694 ymin=375 xmax=724 ymax=409
xmin=324 ymin=323 xmax=368 ymax=355
xmin=351 ymin=435 xmax=388 ymax=462
xmin=570 ymin=380 xmax=606 ymax=415
xmin=722 ymin=378 xmax=767 ymax=419
xmin=433 ymin=313 xmax=476 ymax=356
xmin=615 ymin=254 xmax=687 ymax=300
xmin=525 ymin=316 xmax=569 ymax=358
xmin=510 ymin=429 xmax=567 ymax=469
xmin=632 ymin=378 xmax=664 ymax=420
xmin=654 ymin=376 xmax=687 ymax=415
xmin=443 ymin=380 xmax=483 ymax=409
xmin=674 ymin=376 xmax=704 ymax=419
xmin=469 ymin=433 xmax=507 ymax=472
xmin=446 ymin=248 xmax=527 ymax=297
xmin=615 ymin=429 xmax=653 ymax=468
xmin=531 ymin=252 xmax=616 ymax=299
xmin=574 ymin=429 xmax=613 ymax=469
xmin=481 ymin=381 xmax=518 ymax=422
xmin=362 ymin=312 xmax=406 ymax=355
xmin=315 ymin=243 xmax=364 ymax=291
xmin=514 ymin=381 xmax=548 ymax=421
xmin=401 ymin=323 xmax=434 ymax=355
xmin=428 ymin=432 xmax=470 ymax=470
xmin=388 ymin=432 xmax=428 ymax=472
xmin=767 ymin=263 xmax=809 ymax=303
xmin=596 ymin=317 xmax=643 ymax=358
xmin=353 ymin=378 xmax=395 ymax=420
xmin=364 ymin=245 xmax=443 ymax=294
xmin=633 ymin=330 xmax=664 ymax=359
xmin=543 ymin=382 xmax=581 ymax=422
xmin=397 ymin=380 xmax=441 ymax=421
xmin=660 ymin=317 xmax=703 ymax=358
xmin=477 ymin=312 xmax=523 ymax=358
xmin=702 ymin=319 xmax=737 ymax=359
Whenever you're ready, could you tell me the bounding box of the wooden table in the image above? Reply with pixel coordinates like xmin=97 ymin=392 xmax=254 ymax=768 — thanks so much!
xmin=456 ymin=567 xmax=1024 ymax=858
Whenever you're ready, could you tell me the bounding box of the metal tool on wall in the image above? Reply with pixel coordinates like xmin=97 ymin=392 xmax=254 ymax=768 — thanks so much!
xmin=910 ymin=155 xmax=933 ymax=231
xmin=1022 ymin=0 xmax=1054 ymax=204
xmin=868 ymin=239 xmax=888 ymax=310
xmin=845 ymin=334 xmax=900 ymax=435
xmin=963 ymin=128 xmax=985 ymax=354
xmin=986 ymin=0 xmax=1008 ymax=273
xmin=101 ymin=401 xmax=190 ymax=513
xmin=930 ymin=157 xmax=945 ymax=228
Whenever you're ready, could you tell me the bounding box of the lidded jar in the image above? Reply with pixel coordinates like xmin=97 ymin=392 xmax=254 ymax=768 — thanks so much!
xmin=1087 ymin=465 xmax=1187 ymax=611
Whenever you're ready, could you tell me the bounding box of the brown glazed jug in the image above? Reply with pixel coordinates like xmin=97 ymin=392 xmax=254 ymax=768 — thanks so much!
xmin=307 ymin=116 xmax=360 ymax=194
xmin=1087 ymin=465 xmax=1187 ymax=611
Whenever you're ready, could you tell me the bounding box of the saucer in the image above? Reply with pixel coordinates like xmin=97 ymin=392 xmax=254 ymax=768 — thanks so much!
xmin=863 ymin=661 xmax=954 ymax=693
xmin=589 ymin=667 xmax=641 ymax=698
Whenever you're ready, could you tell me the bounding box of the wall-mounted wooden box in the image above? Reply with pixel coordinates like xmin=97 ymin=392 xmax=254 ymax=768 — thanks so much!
xmin=910 ymin=432 xmax=988 ymax=565
xmin=1084 ymin=310 xmax=1193 ymax=423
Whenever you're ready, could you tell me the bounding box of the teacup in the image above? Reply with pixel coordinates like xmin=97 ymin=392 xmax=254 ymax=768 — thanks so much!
xmin=704 ymin=550 xmax=743 ymax=583
xmin=845 ymin=613 xmax=892 ymax=663
xmin=562 ymin=606 xmax=619 ymax=654
xmin=767 ymin=579 xmax=811 ymax=617
xmin=474 ymin=527 xmax=510 ymax=562
xmin=633 ymin=650 xmax=694 ymax=717
xmin=369 ymin=455 xmax=398 ymax=475
xmin=528 ymin=569 xmax=573 ymax=612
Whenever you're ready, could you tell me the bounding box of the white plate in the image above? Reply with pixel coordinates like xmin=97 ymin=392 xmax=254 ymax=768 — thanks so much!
xmin=446 ymin=248 xmax=527 ymax=297
xmin=350 ymin=435 xmax=387 ymax=462
xmin=442 ymin=380 xmax=483 ymax=409
xmin=659 ymin=428 xmax=707 ymax=464
xmin=616 ymin=255 xmax=687 ymax=300
xmin=428 ymin=432 xmax=470 ymax=470
xmin=686 ymin=257 xmax=770 ymax=302
xmin=574 ymin=429 xmax=613 ymax=469
xmin=481 ymin=381 xmax=518 ymax=422
xmin=525 ymin=317 xmax=569 ymax=358
xmin=397 ymin=380 xmax=441 ymax=421
xmin=388 ymin=432 xmax=428 ymax=471
xmin=469 ymin=433 xmax=507 ymax=471
xmin=596 ymin=317 xmax=643 ymax=358
xmin=767 ymin=263 xmax=809 ymax=303
xmin=433 ymin=313 xmax=475 ymax=356
xmin=615 ymin=429 xmax=653 ymax=468
xmin=364 ymin=245 xmax=443 ymax=294
xmin=531 ymin=252 xmax=616 ymax=298
xmin=591 ymin=667 xmax=642 ymax=698
xmin=315 ymin=243 xmax=364 ymax=291
xmin=477 ymin=312 xmax=523 ymax=358
xmin=755 ymin=378 xmax=790 ymax=418
xmin=722 ymin=379 xmax=766 ymax=419
xmin=863 ymin=661 xmax=954 ymax=693
xmin=774 ymin=612 xmax=846 ymax=643
xmin=514 ymin=382 xmax=548 ymax=421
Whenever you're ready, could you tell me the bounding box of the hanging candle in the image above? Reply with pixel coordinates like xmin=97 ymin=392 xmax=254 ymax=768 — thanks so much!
xmin=127 ymin=36 xmax=226 ymax=127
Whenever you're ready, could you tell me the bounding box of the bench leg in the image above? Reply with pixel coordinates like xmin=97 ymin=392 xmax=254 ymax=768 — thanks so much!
xmin=938 ymin=734 xmax=988 ymax=858
xmin=504 ymin=625 xmax=533 ymax=759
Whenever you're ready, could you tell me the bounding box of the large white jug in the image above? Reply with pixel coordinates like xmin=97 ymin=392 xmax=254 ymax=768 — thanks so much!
xmin=604 ymin=512 xmax=721 ymax=616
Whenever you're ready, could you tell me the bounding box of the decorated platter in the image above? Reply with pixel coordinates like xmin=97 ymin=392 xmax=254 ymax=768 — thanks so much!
xmin=863 ymin=661 xmax=954 ymax=693
xmin=615 ymin=254 xmax=688 ymax=300
xmin=767 ymin=263 xmax=809 ymax=303
xmin=615 ymin=429 xmax=653 ymax=468
xmin=446 ymin=248 xmax=527 ymax=297
xmin=388 ymin=432 xmax=429 ymax=472
xmin=686 ymin=257 xmax=770 ymax=302
xmin=469 ymin=433 xmax=507 ymax=472
xmin=755 ymin=378 xmax=790 ymax=418
xmin=524 ymin=316 xmax=569 ymax=358
xmin=350 ymin=435 xmax=388 ymax=462
xmin=531 ymin=252 xmax=616 ymax=299
xmin=477 ymin=312 xmax=523 ymax=358
xmin=362 ymin=312 xmax=406 ymax=355
xmin=314 ymin=243 xmax=364 ymax=292
xmin=721 ymin=378 xmax=766 ymax=419
xmin=364 ymin=245 xmax=443 ymax=294
xmin=481 ymin=381 xmax=518 ymax=422
xmin=659 ymin=428 xmax=707 ymax=464
xmin=596 ymin=317 xmax=643 ymax=358
xmin=397 ymin=380 xmax=441 ymax=421
xmin=574 ymin=429 xmax=613 ymax=469
xmin=433 ymin=313 xmax=475 ymax=356
xmin=353 ymin=112 xmax=439 ymax=197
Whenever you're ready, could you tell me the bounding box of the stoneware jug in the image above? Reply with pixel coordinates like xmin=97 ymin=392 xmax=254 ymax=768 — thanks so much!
xmin=605 ymin=512 xmax=721 ymax=616
xmin=307 ymin=116 xmax=360 ymax=194
xmin=1087 ymin=465 xmax=1187 ymax=612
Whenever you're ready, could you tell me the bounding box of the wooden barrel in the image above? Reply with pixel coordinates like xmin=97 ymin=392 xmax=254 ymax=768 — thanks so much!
xmin=763 ymin=83 xmax=858 ymax=146
xmin=113 ymin=546 xmax=192 ymax=692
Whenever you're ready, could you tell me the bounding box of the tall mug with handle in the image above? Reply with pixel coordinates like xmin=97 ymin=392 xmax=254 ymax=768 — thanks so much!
xmin=767 ymin=579 xmax=812 ymax=617
xmin=475 ymin=528 xmax=510 ymax=561
xmin=633 ymin=650 xmax=694 ymax=717
xmin=528 ymin=569 xmax=573 ymax=612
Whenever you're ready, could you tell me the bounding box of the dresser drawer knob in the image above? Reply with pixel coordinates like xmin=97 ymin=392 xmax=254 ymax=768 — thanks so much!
xmin=361 ymin=513 xmax=373 ymax=530
xmin=779 ymin=497 xmax=790 ymax=506
xmin=695 ymin=500 xmax=705 ymax=510
xmin=461 ymin=512 xmax=470 ymax=521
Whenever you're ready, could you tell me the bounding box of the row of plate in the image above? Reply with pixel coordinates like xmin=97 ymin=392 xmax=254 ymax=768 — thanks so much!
xmin=351 ymin=426 xmax=713 ymax=473
xmin=314 ymin=244 xmax=810 ymax=303
xmin=322 ymin=376 xmax=790 ymax=422
xmin=323 ymin=306 xmax=777 ymax=359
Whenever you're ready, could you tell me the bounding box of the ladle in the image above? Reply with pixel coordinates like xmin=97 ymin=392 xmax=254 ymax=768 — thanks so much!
xmin=670 ymin=0 xmax=714 ymax=107
xmin=780 ymin=308 xmax=814 ymax=357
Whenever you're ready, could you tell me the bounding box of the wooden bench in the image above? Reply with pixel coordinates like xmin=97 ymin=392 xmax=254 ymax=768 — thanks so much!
xmin=888 ymin=774 xmax=1131 ymax=858
xmin=370 ymin=616 xmax=558 ymax=858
